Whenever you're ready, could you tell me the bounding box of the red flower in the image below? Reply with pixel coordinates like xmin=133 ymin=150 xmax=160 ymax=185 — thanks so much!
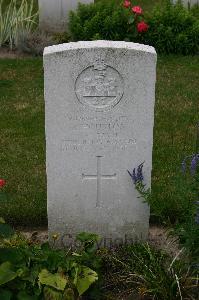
xmin=137 ymin=21 xmax=149 ymax=33
xmin=123 ymin=0 xmax=131 ymax=8
xmin=0 ymin=179 xmax=6 ymax=188
xmin=132 ymin=6 xmax=143 ymax=15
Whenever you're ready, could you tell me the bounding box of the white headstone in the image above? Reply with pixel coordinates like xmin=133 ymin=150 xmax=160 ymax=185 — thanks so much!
xmin=44 ymin=41 xmax=157 ymax=247
xmin=39 ymin=0 xmax=94 ymax=32
xmin=173 ymin=0 xmax=198 ymax=7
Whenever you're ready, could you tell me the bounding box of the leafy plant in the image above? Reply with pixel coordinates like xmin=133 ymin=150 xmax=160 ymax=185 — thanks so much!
xmin=174 ymin=154 xmax=199 ymax=264
xmin=0 ymin=0 xmax=38 ymax=49
xmin=128 ymin=147 xmax=199 ymax=273
xmin=0 ymin=220 xmax=99 ymax=300
xmin=68 ymin=0 xmax=199 ymax=55
xmin=69 ymin=0 xmax=129 ymax=41
xmin=144 ymin=1 xmax=199 ymax=54
xmin=0 ymin=179 xmax=7 ymax=204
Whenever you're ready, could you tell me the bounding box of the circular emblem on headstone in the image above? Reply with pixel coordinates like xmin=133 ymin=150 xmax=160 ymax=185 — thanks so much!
xmin=75 ymin=60 xmax=124 ymax=111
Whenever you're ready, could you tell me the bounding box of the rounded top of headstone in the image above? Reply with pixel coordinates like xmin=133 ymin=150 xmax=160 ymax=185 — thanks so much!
xmin=44 ymin=40 xmax=156 ymax=57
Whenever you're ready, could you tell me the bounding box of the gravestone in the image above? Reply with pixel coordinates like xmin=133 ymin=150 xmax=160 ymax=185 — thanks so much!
xmin=44 ymin=41 xmax=157 ymax=247
xmin=39 ymin=0 xmax=94 ymax=32
xmin=173 ymin=0 xmax=198 ymax=7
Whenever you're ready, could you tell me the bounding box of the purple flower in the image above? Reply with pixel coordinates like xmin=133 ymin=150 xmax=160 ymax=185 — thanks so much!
xmin=182 ymin=154 xmax=199 ymax=175
xmin=190 ymin=154 xmax=199 ymax=175
xmin=181 ymin=159 xmax=187 ymax=173
xmin=128 ymin=162 xmax=144 ymax=184
xmin=195 ymin=201 xmax=199 ymax=224
xmin=195 ymin=212 xmax=199 ymax=225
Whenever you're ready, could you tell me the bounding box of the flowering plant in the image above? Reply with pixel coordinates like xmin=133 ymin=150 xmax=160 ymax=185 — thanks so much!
xmin=122 ymin=0 xmax=149 ymax=35
xmin=128 ymin=158 xmax=199 ymax=269
xmin=127 ymin=162 xmax=151 ymax=205
xmin=0 ymin=179 xmax=6 ymax=188
xmin=182 ymin=153 xmax=199 ymax=225
xmin=0 ymin=179 xmax=6 ymax=202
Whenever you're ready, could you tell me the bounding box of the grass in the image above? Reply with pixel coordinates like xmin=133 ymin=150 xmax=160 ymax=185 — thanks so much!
xmin=0 ymin=58 xmax=46 ymax=226
xmin=100 ymin=243 xmax=198 ymax=299
xmin=0 ymin=55 xmax=199 ymax=226
xmin=152 ymin=56 xmax=199 ymax=222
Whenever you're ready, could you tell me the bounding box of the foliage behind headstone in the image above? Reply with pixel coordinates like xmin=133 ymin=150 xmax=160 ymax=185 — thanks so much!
xmin=68 ymin=0 xmax=199 ymax=55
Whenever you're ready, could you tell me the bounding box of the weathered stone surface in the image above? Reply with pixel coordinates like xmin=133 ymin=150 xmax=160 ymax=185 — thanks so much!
xmin=44 ymin=41 xmax=157 ymax=247
xmin=39 ymin=0 xmax=93 ymax=32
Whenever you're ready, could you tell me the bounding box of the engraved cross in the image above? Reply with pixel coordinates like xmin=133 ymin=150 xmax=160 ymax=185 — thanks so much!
xmin=82 ymin=156 xmax=116 ymax=207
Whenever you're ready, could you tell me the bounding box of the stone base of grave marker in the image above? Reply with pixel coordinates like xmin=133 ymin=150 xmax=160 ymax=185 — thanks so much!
xmin=39 ymin=0 xmax=94 ymax=32
xmin=44 ymin=41 xmax=157 ymax=248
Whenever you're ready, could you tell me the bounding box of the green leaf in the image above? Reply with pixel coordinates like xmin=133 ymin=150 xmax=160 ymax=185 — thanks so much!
xmin=128 ymin=15 xmax=135 ymax=24
xmin=38 ymin=269 xmax=67 ymax=291
xmin=43 ymin=287 xmax=63 ymax=300
xmin=0 ymin=193 xmax=8 ymax=203
xmin=76 ymin=232 xmax=100 ymax=243
xmin=0 ymin=218 xmax=5 ymax=224
xmin=0 ymin=290 xmax=12 ymax=300
xmin=63 ymin=288 xmax=75 ymax=300
xmin=41 ymin=242 xmax=50 ymax=251
xmin=0 ymin=224 xmax=15 ymax=238
xmin=0 ymin=248 xmax=23 ymax=264
xmin=0 ymin=262 xmax=17 ymax=285
xmin=76 ymin=232 xmax=100 ymax=254
xmin=21 ymin=265 xmax=40 ymax=284
xmin=74 ymin=266 xmax=98 ymax=296
xmin=17 ymin=291 xmax=38 ymax=300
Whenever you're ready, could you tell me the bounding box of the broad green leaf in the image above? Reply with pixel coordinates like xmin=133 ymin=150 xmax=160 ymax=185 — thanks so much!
xmin=74 ymin=266 xmax=98 ymax=296
xmin=128 ymin=15 xmax=135 ymax=24
xmin=0 ymin=289 xmax=12 ymax=300
xmin=0 ymin=193 xmax=8 ymax=203
xmin=63 ymin=288 xmax=75 ymax=300
xmin=0 ymin=218 xmax=5 ymax=224
xmin=0 ymin=262 xmax=17 ymax=285
xmin=0 ymin=224 xmax=15 ymax=238
xmin=76 ymin=232 xmax=100 ymax=243
xmin=41 ymin=242 xmax=50 ymax=251
xmin=0 ymin=248 xmax=23 ymax=264
xmin=17 ymin=291 xmax=38 ymax=300
xmin=21 ymin=265 xmax=40 ymax=284
xmin=43 ymin=287 xmax=63 ymax=300
xmin=76 ymin=232 xmax=100 ymax=254
xmin=39 ymin=269 xmax=67 ymax=291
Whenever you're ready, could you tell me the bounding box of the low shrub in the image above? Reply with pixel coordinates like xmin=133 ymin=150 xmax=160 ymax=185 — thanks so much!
xmin=68 ymin=0 xmax=199 ymax=55
xmin=144 ymin=1 xmax=199 ymax=54
xmin=69 ymin=0 xmax=129 ymax=41
xmin=52 ymin=32 xmax=71 ymax=45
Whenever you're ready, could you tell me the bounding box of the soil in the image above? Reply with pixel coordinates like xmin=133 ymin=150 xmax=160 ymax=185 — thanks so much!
xmin=19 ymin=225 xmax=179 ymax=257
xmin=0 ymin=47 xmax=32 ymax=59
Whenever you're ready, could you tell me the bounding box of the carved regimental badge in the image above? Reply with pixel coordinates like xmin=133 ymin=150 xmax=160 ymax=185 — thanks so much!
xmin=75 ymin=60 xmax=124 ymax=111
